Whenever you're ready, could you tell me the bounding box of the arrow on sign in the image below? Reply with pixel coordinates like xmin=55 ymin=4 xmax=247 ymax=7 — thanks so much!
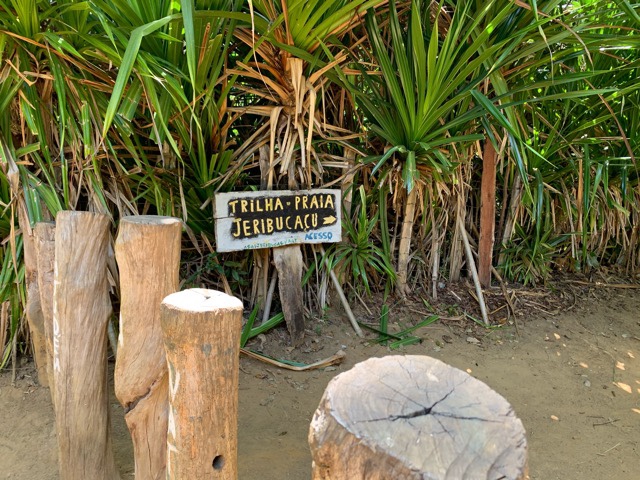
xmin=323 ymin=215 xmax=337 ymax=226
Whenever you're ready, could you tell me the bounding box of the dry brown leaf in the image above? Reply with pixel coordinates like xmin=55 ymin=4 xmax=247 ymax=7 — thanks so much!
xmin=613 ymin=382 xmax=632 ymax=394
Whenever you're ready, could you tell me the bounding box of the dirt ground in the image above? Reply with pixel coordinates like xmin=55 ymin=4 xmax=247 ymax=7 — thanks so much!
xmin=1 ymin=280 xmax=639 ymax=479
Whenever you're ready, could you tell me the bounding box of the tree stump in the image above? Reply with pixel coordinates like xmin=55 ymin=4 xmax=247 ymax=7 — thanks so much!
xmin=34 ymin=221 xmax=56 ymax=402
xmin=160 ymin=289 xmax=243 ymax=480
xmin=53 ymin=211 xmax=121 ymax=480
xmin=309 ymin=355 xmax=528 ymax=480
xmin=114 ymin=215 xmax=182 ymax=480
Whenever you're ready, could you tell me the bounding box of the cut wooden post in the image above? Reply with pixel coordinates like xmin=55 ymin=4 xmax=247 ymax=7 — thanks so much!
xmin=18 ymin=209 xmax=48 ymax=386
xmin=114 ymin=215 xmax=182 ymax=480
xmin=53 ymin=211 xmax=121 ymax=480
xmin=273 ymin=245 xmax=305 ymax=346
xmin=479 ymin=139 xmax=497 ymax=287
xmin=161 ymin=289 xmax=243 ymax=479
xmin=34 ymin=221 xmax=56 ymax=402
xmin=309 ymin=355 xmax=528 ymax=480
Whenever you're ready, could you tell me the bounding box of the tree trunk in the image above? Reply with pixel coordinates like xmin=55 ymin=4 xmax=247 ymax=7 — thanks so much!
xmin=497 ymin=174 xmax=524 ymax=267
xmin=396 ymin=188 xmax=418 ymax=296
xmin=18 ymin=208 xmax=48 ymax=386
xmin=53 ymin=211 xmax=120 ymax=480
xmin=34 ymin=221 xmax=56 ymax=402
xmin=273 ymin=245 xmax=305 ymax=346
xmin=479 ymin=140 xmax=497 ymax=287
xmin=114 ymin=215 xmax=182 ymax=480
xmin=309 ymin=355 xmax=528 ymax=480
xmin=341 ymin=148 xmax=357 ymax=228
xmin=160 ymin=289 xmax=243 ymax=480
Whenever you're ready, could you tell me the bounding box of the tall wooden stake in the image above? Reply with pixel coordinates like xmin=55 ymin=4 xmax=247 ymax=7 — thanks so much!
xmin=161 ymin=289 xmax=243 ymax=479
xmin=18 ymin=208 xmax=48 ymax=386
xmin=479 ymin=140 xmax=497 ymax=287
xmin=34 ymin=221 xmax=56 ymax=402
xmin=309 ymin=355 xmax=528 ymax=480
xmin=273 ymin=246 xmax=305 ymax=346
xmin=114 ymin=216 xmax=182 ymax=480
xmin=53 ymin=211 xmax=120 ymax=480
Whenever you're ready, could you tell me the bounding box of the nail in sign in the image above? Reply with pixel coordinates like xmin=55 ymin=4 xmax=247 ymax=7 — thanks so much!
xmin=214 ymin=190 xmax=342 ymax=252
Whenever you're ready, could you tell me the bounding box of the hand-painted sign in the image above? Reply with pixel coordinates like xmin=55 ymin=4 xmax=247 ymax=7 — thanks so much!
xmin=214 ymin=189 xmax=342 ymax=252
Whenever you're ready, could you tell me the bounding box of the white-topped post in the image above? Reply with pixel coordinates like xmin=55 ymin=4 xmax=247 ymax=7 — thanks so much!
xmin=160 ymin=289 xmax=243 ymax=479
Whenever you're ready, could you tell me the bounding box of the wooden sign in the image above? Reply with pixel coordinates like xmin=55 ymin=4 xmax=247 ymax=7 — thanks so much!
xmin=214 ymin=189 xmax=341 ymax=252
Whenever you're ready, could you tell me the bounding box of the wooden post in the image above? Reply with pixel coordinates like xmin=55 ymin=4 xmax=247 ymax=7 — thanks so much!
xmin=479 ymin=140 xmax=497 ymax=287
xmin=213 ymin=188 xmax=342 ymax=345
xmin=34 ymin=221 xmax=56 ymax=402
xmin=18 ymin=209 xmax=48 ymax=386
xmin=273 ymin=246 xmax=305 ymax=346
xmin=309 ymin=355 xmax=528 ymax=480
xmin=53 ymin=211 xmax=121 ymax=480
xmin=160 ymin=289 xmax=243 ymax=479
xmin=114 ymin=216 xmax=182 ymax=480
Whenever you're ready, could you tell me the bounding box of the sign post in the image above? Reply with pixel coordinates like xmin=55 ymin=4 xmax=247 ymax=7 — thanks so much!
xmin=214 ymin=189 xmax=341 ymax=345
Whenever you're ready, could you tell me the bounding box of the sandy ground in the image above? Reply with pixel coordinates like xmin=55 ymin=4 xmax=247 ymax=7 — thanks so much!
xmin=1 ymin=286 xmax=638 ymax=479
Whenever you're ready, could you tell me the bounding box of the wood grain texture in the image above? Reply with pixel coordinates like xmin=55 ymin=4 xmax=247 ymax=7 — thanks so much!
xmin=19 ymin=209 xmax=48 ymax=386
xmin=479 ymin=140 xmax=497 ymax=287
xmin=53 ymin=211 xmax=121 ymax=480
xmin=114 ymin=215 xmax=182 ymax=480
xmin=161 ymin=289 xmax=243 ymax=480
xmin=34 ymin=222 xmax=56 ymax=402
xmin=309 ymin=355 xmax=528 ymax=480
xmin=273 ymin=245 xmax=305 ymax=346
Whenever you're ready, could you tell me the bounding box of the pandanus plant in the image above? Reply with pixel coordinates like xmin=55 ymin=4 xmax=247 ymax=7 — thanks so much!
xmin=228 ymin=0 xmax=384 ymax=190
xmin=0 ymin=0 xmax=126 ymax=367
xmin=352 ymin=0 xmax=528 ymax=295
xmin=226 ymin=0 xmax=384 ymax=308
xmin=351 ymin=0 xmax=631 ymax=293
xmin=96 ymin=0 xmax=246 ymax=232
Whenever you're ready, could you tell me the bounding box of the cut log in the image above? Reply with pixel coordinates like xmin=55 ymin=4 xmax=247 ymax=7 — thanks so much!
xmin=53 ymin=211 xmax=121 ymax=480
xmin=309 ymin=355 xmax=528 ymax=480
xmin=114 ymin=215 xmax=182 ymax=480
xmin=18 ymin=209 xmax=48 ymax=386
xmin=273 ymin=245 xmax=305 ymax=346
xmin=34 ymin=222 xmax=56 ymax=402
xmin=160 ymin=289 xmax=243 ymax=480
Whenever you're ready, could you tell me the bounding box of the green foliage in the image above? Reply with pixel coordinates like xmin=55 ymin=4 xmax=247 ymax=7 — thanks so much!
xmin=355 ymin=0 xmax=499 ymax=190
xmin=240 ymin=310 xmax=285 ymax=348
xmin=360 ymin=312 xmax=440 ymax=349
xmin=500 ymin=226 xmax=568 ymax=286
xmin=324 ymin=186 xmax=395 ymax=295
xmin=1 ymin=0 xmax=640 ymax=364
